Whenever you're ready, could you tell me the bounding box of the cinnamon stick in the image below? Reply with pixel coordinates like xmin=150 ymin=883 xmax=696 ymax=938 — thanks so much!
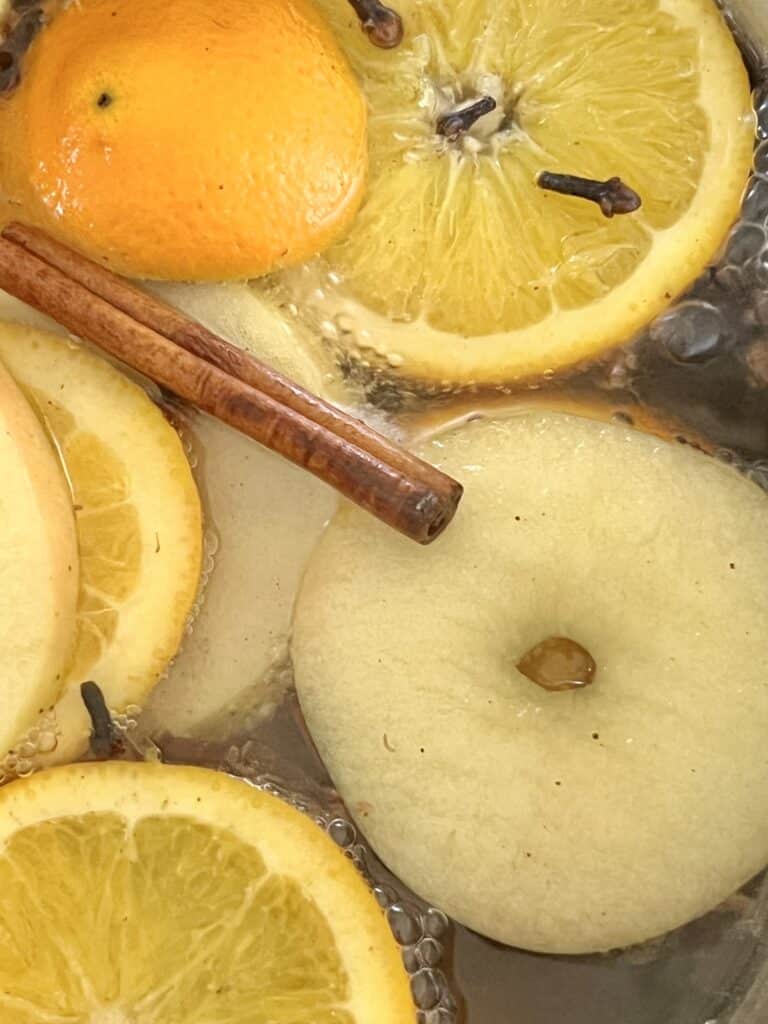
xmin=0 ymin=232 xmax=462 ymax=544
xmin=3 ymin=222 xmax=443 ymax=492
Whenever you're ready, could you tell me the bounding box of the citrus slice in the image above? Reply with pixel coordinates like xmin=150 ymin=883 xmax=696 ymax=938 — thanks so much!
xmin=0 ymin=761 xmax=414 ymax=1022
xmin=0 ymin=361 xmax=78 ymax=758
xmin=0 ymin=323 xmax=202 ymax=767
xmin=0 ymin=0 xmax=367 ymax=280
xmin=261 ymin=0 xmax=754 ymax=385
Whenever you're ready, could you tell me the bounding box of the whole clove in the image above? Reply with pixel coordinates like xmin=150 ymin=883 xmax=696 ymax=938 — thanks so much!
xmin=537 ymin=171 xmax=642 ymax=218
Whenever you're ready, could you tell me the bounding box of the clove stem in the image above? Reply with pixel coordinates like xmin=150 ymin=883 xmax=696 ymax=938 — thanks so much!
xmin=346 ymin=0 xmax=403 ymax=49
xmin=437 ymin=95 xmax=497 ymax=141
xmin=80 ymin=681 xmax=122 ymax=760
xmin=537 ymin=171 xmax=642 ymax=218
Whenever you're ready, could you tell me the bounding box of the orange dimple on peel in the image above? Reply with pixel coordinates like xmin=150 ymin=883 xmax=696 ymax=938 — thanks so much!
xmin=0 ymin=0 xmax=368 ymax=280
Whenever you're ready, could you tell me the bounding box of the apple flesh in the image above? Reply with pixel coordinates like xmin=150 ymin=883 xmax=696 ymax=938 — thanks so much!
xmin=140 ymin=282 xmax=338 ymax=737
xmin=0 ymin=360 xmax=78 ymax=759
xmin=293 ymin=410 xmax=768 ymax=953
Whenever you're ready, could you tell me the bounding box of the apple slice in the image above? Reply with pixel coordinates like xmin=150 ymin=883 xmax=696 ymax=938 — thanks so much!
xmin=0 ymin=323 xmax=201 ymax=773
xmin=292 ymin=410 xmax=768 ymax=954
xmin=0 ymin=360 xmax=78 ymax=757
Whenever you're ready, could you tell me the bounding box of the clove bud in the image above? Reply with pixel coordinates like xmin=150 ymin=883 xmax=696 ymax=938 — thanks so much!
xmin=346 ymin=0 xmax=403 ymax=49
xmin=537 ymin=171 xmax=642 ymax=218
xmin=80 ymin=681 xmax=124 ymax=760
xmin=436 ymin=95 xmax=497 ymax=141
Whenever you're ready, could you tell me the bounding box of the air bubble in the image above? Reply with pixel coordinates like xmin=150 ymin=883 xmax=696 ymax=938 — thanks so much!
xmin=741 ymin=178 xmax=768 ymax=224
xmin=423 ymin=908 xmax=449 ymax=938
xmin=388 ymin=903 xmax=423 ymax=945
xmin=184 ymin=527 xmax=219 ymax=634
xmin=725 ymin=223 xmax=766 ymax=267
xmin=713 ymin=263 xmax=743 ymax=292
xmin=402 ymin=946 xmax=421 ymax=973
xmin=754 ymin=85 xmax=768 ymax=141
xmin=15 ymin=759 xmax=33 ymax=777
xmin=755 ymin=141 xmax=768 ymax=179
xmin=200 ymin=529 xmax=220 ymax=581
xmin=373 ymin=883 xmax=397 ymax=908
xmin=36 ymin=730 xmax=57 ymax=754
xmin=327 ymin=818 xmax=356 ymax=848
xmin=418 ymin=937 xmax=443 ymax=967
xmin=411 ymin=969 xmax=441 ymax=1010
xmin=650 ymin=302 xmax=727 ymax=364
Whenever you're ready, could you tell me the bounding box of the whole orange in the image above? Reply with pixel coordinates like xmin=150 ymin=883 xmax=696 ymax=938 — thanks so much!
xmin=0 ymin=0 xmax=368 ymax=280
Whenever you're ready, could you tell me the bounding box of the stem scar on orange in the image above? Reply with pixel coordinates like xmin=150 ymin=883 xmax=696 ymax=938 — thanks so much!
xmin=0 ymin=0 xmax=368 ymax=280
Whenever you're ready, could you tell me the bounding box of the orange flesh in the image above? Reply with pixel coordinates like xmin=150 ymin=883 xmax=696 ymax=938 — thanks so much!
xmin=0 ymin=0 xmax=368 ymax=280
